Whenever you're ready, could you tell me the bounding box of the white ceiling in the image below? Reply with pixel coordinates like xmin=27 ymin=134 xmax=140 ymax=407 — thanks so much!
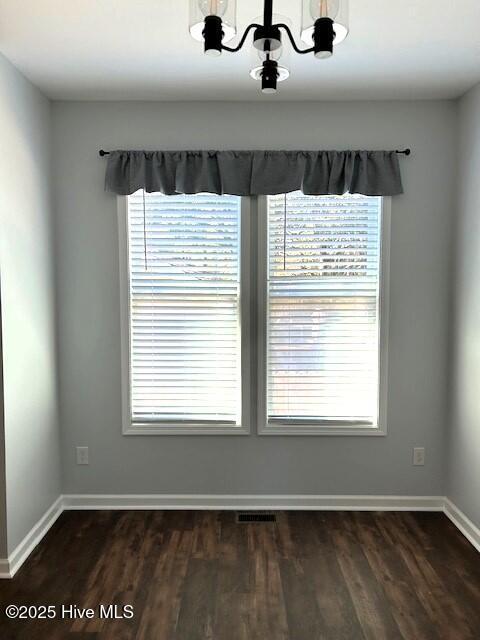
xmin=0 ymin=1 xmax=479 ymax=101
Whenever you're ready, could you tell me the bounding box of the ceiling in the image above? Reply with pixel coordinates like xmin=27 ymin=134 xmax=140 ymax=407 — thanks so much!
xmin=0 ymin=1 xmax=479 ymax=101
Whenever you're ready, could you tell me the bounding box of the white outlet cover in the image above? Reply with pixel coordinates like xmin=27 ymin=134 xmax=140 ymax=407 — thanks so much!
xmin=413 ymin=448 xmax=425 ymax=466
xmin=76 ymin=446 xmax=89 ymax=465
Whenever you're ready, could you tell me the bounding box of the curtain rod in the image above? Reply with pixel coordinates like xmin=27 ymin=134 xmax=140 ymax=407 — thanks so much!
xmin=98 ymin=148 xmax=412 ymax=157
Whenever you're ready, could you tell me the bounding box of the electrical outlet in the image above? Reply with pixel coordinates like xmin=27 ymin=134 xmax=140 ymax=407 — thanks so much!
xmin=76 ymin=446 xmax=89 ymax=465
xmin=413 ymin=447 xmax=425 ymax=466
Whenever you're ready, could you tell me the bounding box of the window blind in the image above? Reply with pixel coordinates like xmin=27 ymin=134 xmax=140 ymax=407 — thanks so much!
xmin=267 ymin=192 xmax=382 ymax=425
xmin=127 ymin=192 xmax=242 ymax=424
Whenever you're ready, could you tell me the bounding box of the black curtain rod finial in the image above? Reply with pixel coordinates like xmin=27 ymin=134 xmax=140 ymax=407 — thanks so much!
xmin=99 ymin=149 xmax=110 ymax=157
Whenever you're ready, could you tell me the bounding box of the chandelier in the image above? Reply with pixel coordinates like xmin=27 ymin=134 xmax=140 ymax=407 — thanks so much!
xmin=190 ymin=1 xmax=349 ymax=93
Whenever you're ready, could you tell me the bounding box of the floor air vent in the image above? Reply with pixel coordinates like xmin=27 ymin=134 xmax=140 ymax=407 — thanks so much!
xmin=237 ymin=512 xmax=276 ymax=523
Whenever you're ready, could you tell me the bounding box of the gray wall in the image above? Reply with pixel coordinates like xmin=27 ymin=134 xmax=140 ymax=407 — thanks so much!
xmin=0 ymin=295 xmax=7 ymax=558
xmin=447 ymin=83 xmax=480 ymax=527
xmin=53 ymin=100 xmax=456 ymax=496
xmin=0 ymin=53 xmax=61 ymax=554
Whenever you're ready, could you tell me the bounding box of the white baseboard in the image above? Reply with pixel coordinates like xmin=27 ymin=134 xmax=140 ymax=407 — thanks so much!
xmin=0 ymin=496 xmax=63 ymax=579
xmin=444 ymin=498 xmax=480 ymax=553
xmin=0 ymin=494 xmax=477 ymax=579
xmin=63 ymin=494 xmax=445 ymax=512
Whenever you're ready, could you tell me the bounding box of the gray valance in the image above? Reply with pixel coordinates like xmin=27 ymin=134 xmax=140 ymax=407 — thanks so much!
xmin=105 ymin=150 xmax=403 ymax=197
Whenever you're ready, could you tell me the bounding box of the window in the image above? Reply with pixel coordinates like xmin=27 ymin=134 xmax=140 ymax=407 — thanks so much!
xmin=119 ymin=191 xmax=389 ymax=436
xmin=119 ymin=192 xmax=251 ymax=434
xmin=257 ymin=192 xmax=389 ymax=435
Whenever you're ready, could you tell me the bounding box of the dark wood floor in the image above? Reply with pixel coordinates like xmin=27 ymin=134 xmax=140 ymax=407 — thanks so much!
xmin=0 ymin=510 xmax=479 ymax=639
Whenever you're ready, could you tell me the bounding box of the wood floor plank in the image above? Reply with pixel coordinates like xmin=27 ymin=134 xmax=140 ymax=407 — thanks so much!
xmin=174 ymin=558 xmax=217 ymax=640
xmin=0 ymin=510 xmax=478 ymax=640
xmin=352 ymin=512 xmax=437 ymax=640
xmin=212 ymin=514 xmax=252 ymax=640
xmin=280 ymin=556 xmax=329 ymax=640
xmin=330 ymin=513 xmax=404 ymax=640
xmin=377 ymin=512 xmax=477 ymax=639
xmin=307 ymin=513 xmax=366 ymax=640
xmin=136 ymin=527 xmax=193 ymax=640
xmin=71 ymin=511 xmax=143 ymax=634
xmin=408 ymin=513 xmax=480 ymax=638
xmin=247 ymin=549 xmax=289 ymax=640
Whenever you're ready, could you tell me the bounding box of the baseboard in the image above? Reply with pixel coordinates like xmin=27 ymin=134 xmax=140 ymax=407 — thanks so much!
xmin=444 ymin=498 xmax=480 ymax=553
xmin=1 ymin=494 xmax=477 ymax=579
xmin=0 ymin=496 xmax=63 ymax=579
xmin=62 ymin=494 xmax=445 ymax=511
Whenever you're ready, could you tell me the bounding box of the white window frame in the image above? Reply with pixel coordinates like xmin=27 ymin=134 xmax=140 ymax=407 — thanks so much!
xmin=256 ymin=195 xmax=391 ymax=437
xmin=118 ymin=194 xmax=390 ymax=437
xmin=117 ymin=195 xmax=252 ymax=436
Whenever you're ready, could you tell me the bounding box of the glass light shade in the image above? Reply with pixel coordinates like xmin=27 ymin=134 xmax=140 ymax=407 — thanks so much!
xmin=255 ymin=45 xmax=283 ymax=62
xmin=189 ymin=0 xmax=237 ymax=43
xmin=252 ymin=13 xmax=290 ymax=54
xmin=205 ymin=47 xmax=222 ymax=57
xmin=250 ymin=63 xmax=290 ymax=83
xmin=301 ymin=0 xmax=349 ymax=47
xmin=253 ymin=32 xmax=282 ymax=53
xmin=315 ymin=49 xmax=332 ymax=59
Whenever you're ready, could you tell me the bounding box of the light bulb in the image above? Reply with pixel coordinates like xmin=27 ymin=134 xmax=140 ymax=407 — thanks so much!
xmin=309 ymin=0 xmax=339 ymax=20
xmin=198 ymin=0 xmax=228 ymax=18
xmin=257 ymin=43 xmax=282 ymax=62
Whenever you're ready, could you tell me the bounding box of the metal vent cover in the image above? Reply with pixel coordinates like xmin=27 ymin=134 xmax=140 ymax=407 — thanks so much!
xmin=236 ymin=512 xmax=276 ymax=523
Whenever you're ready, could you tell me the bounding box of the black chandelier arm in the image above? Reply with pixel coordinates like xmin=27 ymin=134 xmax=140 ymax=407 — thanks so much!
xmin=276 ymin=23 xmax=315 ymax=55
xmin=221 ymin=23 xmax=262 ymax=53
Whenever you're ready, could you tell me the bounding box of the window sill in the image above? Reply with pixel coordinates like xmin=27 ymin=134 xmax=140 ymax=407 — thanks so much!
xmin=123 ymin=423 xmax=250 ymax=436
xmin=258 ymin=424 xmax=386 ymax=437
